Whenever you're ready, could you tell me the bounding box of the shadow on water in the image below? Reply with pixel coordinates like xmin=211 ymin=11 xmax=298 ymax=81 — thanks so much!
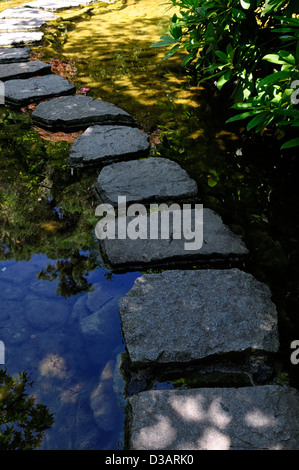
xmin=0 ymin=0 xmax=299 ymax=450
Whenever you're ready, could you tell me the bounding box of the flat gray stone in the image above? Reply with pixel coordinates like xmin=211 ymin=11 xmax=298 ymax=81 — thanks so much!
xmin=0 ymin=60 xmax=51 ymax=81
xmin=32 ymin=94 xmax=135 ymax=131
xmin=0 ymin=47 xmax=31 ymax=63
xmin=98 ymin=208 xmax=248 ymax=271
xmin=4 ymin=74 xmax=76 ymax=106
xmin=0 ymin=18 xmax=45 ymax=31
xmin=0 ymin=7 xmax=56 ymax=20
xmin=21 ymin=0 xmax=99 ymax=10
xmin=128 ymin=386 xmax=299 ymax=450
xmin=119 ymin=269 xmax=279 ymax=366
xmin=69 ymin=125 xmax=150 ymax=167
xmin=96 ymin=158 xmax=198 ymax=206
xmin=0 ymin=31 xmax=43 ymax=46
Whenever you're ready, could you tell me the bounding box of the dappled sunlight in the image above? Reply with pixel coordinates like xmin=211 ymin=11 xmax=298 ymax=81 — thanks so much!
xmin=170 ymin=395 xmax=206 ymax=423
xmin=130 ymin=387 xmax=299 ymax=450
xmin=245 ymin=409 xmax=277 ymax=428
xmin=208 ymin=397 xmax=232 ymax=429
xmin=198 ymin=427 xmax=231 ymax=450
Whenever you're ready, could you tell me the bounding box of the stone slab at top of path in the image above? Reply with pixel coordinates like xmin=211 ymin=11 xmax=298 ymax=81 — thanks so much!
xmin=0 ymin=47 xmax=31 ymax=64
xmin=128 ymin=385 xmax=299 ymax=450
xmin=32 ymin=95 xmax=136 ymax=131
xmin=119 ymin=269 xmax=279 ymax=366
xmin=4 ymin=74 xmax=76 ymax=107
xmin=0 ymin=7 xmax=56 ymax=20
xmin=99 ymin=208 xmax=248 ymax=271
xmin=0 ymin=18 xmax=45 ymax=31
xmin=0 ymin=31 xmax=43 ymax=47
xmin=21 ymin=0 xmax=100 ymax=11
xmin=69 ymin=125 xmax=150 ymax=167
xmin=0 ymin=60 xmax=52 ymax=81
xmin=95 ymin=157 xmax=198 ymax=206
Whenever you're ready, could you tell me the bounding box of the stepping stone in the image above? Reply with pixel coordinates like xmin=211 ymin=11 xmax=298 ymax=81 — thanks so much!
xmin=98 ymin=208 xmax=248 ymax=271
xmin=21 ymin=0 xmax=98 ymax=10
xmin=32 ymin=95 xmax=135 ymax=131
xmin=0 ymin=47 xmax=31 ymax=64
xmin=0 ymin=60 xmax=52 ymax=81
xmin=127 ymin=386 xmax=299 ymax=450
xmin=119 ymin=269 xmax=279 ymax=367
xmin=4 ymin=74 xmax=76 ymax=106
xmin=0 ymin=18 xmax=45 ymax=31
xmin=95 ymin=158 xmax=198 ymax=206
xmin=0 ymin=31 xmax=43 ymax=47
xmin=0 ymin=8 xmax=56 ymax=20
xmin=69 ymin=125 xmax=150 ymax=167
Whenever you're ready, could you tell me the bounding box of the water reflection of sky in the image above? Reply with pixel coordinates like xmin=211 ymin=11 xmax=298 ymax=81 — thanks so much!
xmin=0 ymin=254 xmax=140 ymax=449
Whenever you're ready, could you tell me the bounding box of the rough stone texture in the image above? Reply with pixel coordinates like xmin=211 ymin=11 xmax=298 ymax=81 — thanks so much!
xmin=0 ymin=18 xmax=45 ymax=31
xmin=32 ymin=94 xmax=135 ymax=131
xmin=21 ymin=0 xmax=98 ymax=10
xmin=128 ymin=385 xmax=299 ymax=450
xmin=119 ymin=269 xmax=279 ymax=366
xmin=99 ymin=208 xmax=248 ymax=271
xmin=0 ymin=60 xmax=52 ymax=81
xmin=25 ymin=296 xmax=70 ymax=331
xmin=0 ymin=7 xmax=56 ymax=20
xmin=4 ymin=74 xmax=76 ymax=106
xmin=79 ymin=299 xmax=119 ymax=364
xmin=69 ymin=125 xmax=150 ymax=167
xmin=0 ymin=47 xmax=31 ymax=64
xmin=96 ymin=158 xmax=198 ymax=206
xmin=0 ymin=31 xmax=43 ymax=47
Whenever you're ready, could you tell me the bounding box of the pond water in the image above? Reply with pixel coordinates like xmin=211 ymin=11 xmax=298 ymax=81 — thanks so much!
xmin=1 ymin=0 xmax=299 ymax=450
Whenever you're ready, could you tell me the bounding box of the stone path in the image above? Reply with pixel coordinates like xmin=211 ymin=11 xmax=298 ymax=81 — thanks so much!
xmin=0 ymin=18 xmax=46 ymax=31
xmin=119 ymin=269 xmax=279 ymax=367
xmin=0 ymin=46 xmax=30 ymax=63
xmin=1 ymin=0 xmax=298 ymax=451
xmin=96 ymin=158 xmax=198 ymax=206
xmin=69 ymin=125 xmax=150 ymax=166
xmin=0 ymin=59 xmax=51 ymax=81
xmin=4 ymin=74 xmax=76 ymax=106
xmin=99 ymin=208 xmax=248 ymax=271
xmin=0 ymin=31 xmax=43 ymax=46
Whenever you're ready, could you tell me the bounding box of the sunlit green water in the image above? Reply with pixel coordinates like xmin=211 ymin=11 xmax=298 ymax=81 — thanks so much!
xmin=0 ymin=0 xmax=299 ymax=450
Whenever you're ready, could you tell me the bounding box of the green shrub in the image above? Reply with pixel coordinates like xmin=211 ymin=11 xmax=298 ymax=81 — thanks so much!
xmin=0 ymin=369 xmax=54 ymax=450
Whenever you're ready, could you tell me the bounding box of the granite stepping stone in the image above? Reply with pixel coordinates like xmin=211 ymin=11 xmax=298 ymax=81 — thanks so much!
xmin=21 ymin=0 xmax=99 ymax=10
xmin=4 ymin=74 xmax=76 ymax=106
xmin=0 ymin=31 xmax=43 ymax=47
xmin=0 ymin=8 xmax=56 ymax=20
xmin=32 ymin=95 xmax=135 ymax=131
xmin=69 ymin=125 xmax=150 ymax=167
xmin=119 ymin=269 xmax=279 ymax=367
xmin=128 ymin=386 xmax=299 ymax=450
xmin=0 ymin=60 xmax=52 ymax=81
xmin=0 ymin=18 xmax=45 ymax=31
xmin=98 ymin=208 xmax=248 ymax=271
xmin=0 ymin=47 xmax=31 ymax=64
xmin=95 ymin=158 xmax=198 ymax=206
